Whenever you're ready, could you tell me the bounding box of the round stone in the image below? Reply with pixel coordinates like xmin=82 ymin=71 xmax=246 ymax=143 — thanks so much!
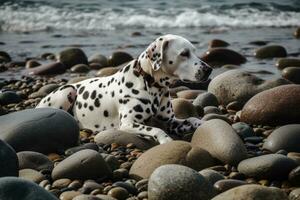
xmin=71 ymin=64 xmax=90 ymax=73
xmin=27 ymin=62 xmax=66 ymax=75
xmin=94 ymin=130 xmax=157 ymax=150
xmin=208 ymin=69 xmax=289 ymax=105
xmin=241 ymin=85 xmax=300 ymax=126
xmin=0 ymin=91 xmax=22 ymax=105
xmin=294 ymin=27 xmax=300 ymax=38
xmin=17 ymin=151 xmax=54 ymax=171
xmin=25 ymin=60 xmax=41 ymax=69
xmin=191 ymin=119 xmax=247 ymax=165
xmin=172 ymin=98 xmax=198 ymax=119
xmin=52 ymin=149 xmax=112 ymax=180
xmin=0 ymin=177 xmax=58 ymax=200
xmin=211 ymin=184 xmax=288 ymax=200
xmin=255 ymin=45 xmax=287 ymax=59
xmin=263 ymin=124 xmax=300 ymax=153
xmin=129 ymin=141 xmax=216 ymax=180
xmin=237 ymin=154 xmax=298 ymax=180
xmin=282 ymin=67 xmax=300 ymax=83
xmin=97 ymin=67 xmax=120 ymax=77
xmin=19 ymin=169 xmax=46 ymax=183
xmin=289 ymin=166 xmax=300 ymax=185
xmin=108 ymin=51 xmax=133 ymax=67
xmin=193 ymin=92 xmax=219 ymax=107
xmin=289 ymin=188 xmax=300 ymax=200
xmin=0 ymin=51 xmax=11 ymax=63
xmin=176 ymin=90 xmax=202 ymax=100
xmin=213 ymin=179 xmax=247 ymax=193
xmin=0 ymin=108 xmax=79 ymax=153
xmin=209 ymin=39 xmax=229 ymax=48
xmin=201 ymin=48 xmax=246 ymax=66
xmin=0 ymin=139 xmax=18 ymax=177
xmin=148 ymin=164 xmax=215 ymax=200
xmin=57 ymin=48 xmax=88 ymax=68
xmin=199 ymin=169 xmax=225 ymax=185
xmin=276 ymin=58 xmax=300 ymax=70
xmin=65 ymin=143 xmax=99 ymax=156
xmin=29 ymin=84 xmax=59 ymax=98
xmin=88 ymin=54 xmax=108 ymax=68
xmin=232 ymin=122 xmax=255 ymax=139
xmin=108 ymin=187 xmax=129 ymax=200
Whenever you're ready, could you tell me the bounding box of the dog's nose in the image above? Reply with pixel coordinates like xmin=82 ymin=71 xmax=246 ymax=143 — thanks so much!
xmin=200 ymin=60 xmax=212 ymax=74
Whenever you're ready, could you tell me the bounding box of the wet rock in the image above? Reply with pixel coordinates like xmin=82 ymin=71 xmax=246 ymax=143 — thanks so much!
xmin=201 ymin=48 xmax=246 ymax=66
xmin=276 ymin=58 xmax=300 ymax=70
xmin=70 ymin=64 xmax=90 ymax=73
xmin=214 ymin=179 xmax=247 ymax=193
xmin=249 ymin=41 xmax=269 ymax=46
xmin=232 ymin=122 xmax=255 ymax=139
xmin=0 ymin=177 xmax=58 ymax=200
xmin=0 ymin=140 xmax=18 ymax=177
xmin=282 ymin=67 xmax=300 ymax=83
xmin=212 ymin=184 xmax=288 ymax=200
xmin=208 ymin=69 xmax=290 ymax=105
xmin=172 ymin=98 xmax=198 ymax=119
xmin=19 ymin=169 xmax=46 ymax=183
xmin=209 ymin=39 xmax=229 ymax=48
xmin=52 ymin=149 xmax=111 ymax=180
xmin=0 ymin=91 xmax=22 ymax=105
xmin=17 ymin=151 xmax=53 ymax=171
xmin=88 ymin=54 xmax=108 ymax=68
xmin=28 ymin=62 xmax=66 ymax=75
xmin=289 ymin=166 xmax=300 ymax=185
xmin=108 ymin=51 xmax=133 ymax=67
xmin=237 ymin=154 xmax=297 ymax=180
xmin=95 ymin=130 xmax=157 ymax=150
xmin=97 ymin=67 xmax=120 ymax=77
xmin=148 ymin=164 xmax=215 ymax=200
xmin=25 ymin=60 xmax=41 ymax=69
xmin=0 ymin=108 xmax=79 ymax=153
xmin=241 ymin=85 xmax=300 ymax=125
xmin=255 ymin=45 xmax=287 ymax=59
xmin=129 ymin=141 xmax=216 ymax=180
xmin=57 ymin=48 xmax=88 ymax=68
xmin=176 ymin=90 xmax=202 ymax=99
xmin=294 ymin=27 xmax=300 ymax=39
xmin=191 ymin=119 xmax=247 ymax=165
xmin=263 ymin=124 xmax=300 ymax=153
xmin=108 ymin=187 xmax=129 ymax=200
xmin=193 ymin=92 xmax=219 ymax=107
xmin=0 ymin=51 xmax=11 ymax=63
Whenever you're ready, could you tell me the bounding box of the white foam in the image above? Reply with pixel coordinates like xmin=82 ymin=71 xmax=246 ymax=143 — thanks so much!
xmin=0 ymin=4 xmax=299 ymax=32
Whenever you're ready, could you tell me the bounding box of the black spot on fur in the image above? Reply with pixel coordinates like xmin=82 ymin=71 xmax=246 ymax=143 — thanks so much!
xmin=98 ymin=83 xmax=102 ymax=88
xmin=104 ymin=110 xmax=109 ymax=117
xmin=123 ymin=65 xmax=130 ymax=73
xmin=146 ymin=127 xmax=152 ymax=131
xmin=91 ymin=90 xmax=97 ymax=99
xmin=132 ymin=89 xmax=139 ymax=95
xmin=79 ymin=86 xmax=85 ymax=94
xmin=84 ymin=103 xmax=87 ymax=108
xmin=94 ymin=98 xmax=100 ymax=107
xmin=125 ymin=82 xmax=133 ymax=88
xmin=135 ymin=114 xmax=143 ymax=120
xmin=83 ymin=91 xmax=89 ymax=100
xmin=133 ymin=105 xmax=143 ymax=112
xmin=89 ymin=106 xmax=94 ymax=111
xmin=138 ymin=98 xmax=151 ymax=104
xmin=111 ymin=91 xmax=115 ymax=97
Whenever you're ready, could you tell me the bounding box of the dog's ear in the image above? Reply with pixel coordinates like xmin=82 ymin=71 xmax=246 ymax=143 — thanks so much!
xmin=146 ymin=37 xmax=169 ymax=71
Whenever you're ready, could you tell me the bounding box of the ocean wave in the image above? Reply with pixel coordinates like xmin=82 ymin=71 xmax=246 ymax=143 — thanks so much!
xmin=0 ymin=4 xmax=300 ymax=32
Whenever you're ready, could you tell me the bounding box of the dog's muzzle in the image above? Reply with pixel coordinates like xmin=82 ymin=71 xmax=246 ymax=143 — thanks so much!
xmin=196 ymin=61 xmax=212 ymax=81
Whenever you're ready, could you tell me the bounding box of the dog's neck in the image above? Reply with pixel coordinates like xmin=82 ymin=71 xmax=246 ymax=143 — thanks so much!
xmin=137 ymin=52 xmax=176 ymax=88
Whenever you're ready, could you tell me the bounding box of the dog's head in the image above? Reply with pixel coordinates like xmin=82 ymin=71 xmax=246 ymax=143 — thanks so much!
xmin=139 ymin=34 xmax=212 ymax=83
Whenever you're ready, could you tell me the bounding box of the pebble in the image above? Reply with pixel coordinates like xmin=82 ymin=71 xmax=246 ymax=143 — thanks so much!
xmin=294 ymin=27 xmax=300 ymax=38
xmin=276 ymin=58 xmax=300 ymax=70
xmin=255 ymin=45 xmax=287 ymax=59
xmin=214 ymin=179 xmax=247 ymax=193
xmin=52 ymin=178 xmax=72 ymax=189
xmin=176 ymin=89 xmax=202 ymax=99
xmin=52 ymin=149 xmax=112 ymax=180
xmin=171 ymin=98 xmax=199 ymax=119
xmin=129 ymin=141 xmax=215 ymax=180
xmin=241 ymin=85 xmax=300 ymax=125
xmin=0 ymin=108 xmax=79 ymax=153
xmin=201 ymin=48 xmax=246 ymax=66
xmin=0 ymin=91 xmax=22 ymax=105
xmin=232 ymin=122 xmax=255 ymax=139
xmin=29 ymin=84 xmax=59 ymax=98
xmin=289 ymin=188 xmax=300 ymax=200
xmin=19 ymin=168 xmax=46 ymax=183
xmin=289 ymin=166 xmax=300 ymax=186
xmin=193 ymin=92 xmax=219 ymax=107
xmin=191 ymin=119 xmax=247 ymax=165
xmin=108 ymin=51 xmax=133 ymax=67
xmin=107 ymin=187 xmax=129 ymax=200
xmin=148 ymin=164 xmax=215 ymax=200
xmin=25 ymin=60 xmax=41 ymax=69
xmin=28 ymin=62 xmax=66 ymax=75
xmin=209 ymin=39 xmax=230 ymax=48
xmin=97 ymin=67 xmax=120 ymax=77
xmin=71 ymin=64 xmax=90 ymax=73
xmin=237 ymin=154 xmax=298 ymax=180
xmin=199 ymin=169 xmax=225 ymax=185
xmin=0 ymin=51 xmax=11 ymax=62
xmin=57 ymin=48 xmax=88 ymax=68
xmin=282 ymin=67 xmax=300 ymax=83
xmin=59 ymin=190 xmax=81 ymax=200
xmin=17 ymin=151 xmax=54 ymax=171
xmin=88 ymin=54 xmax=108 ymax=68
xmin=65 ymin=143 xmax=99 ymax=156
xmin=0 ymin=139 xmax=18 ymax=177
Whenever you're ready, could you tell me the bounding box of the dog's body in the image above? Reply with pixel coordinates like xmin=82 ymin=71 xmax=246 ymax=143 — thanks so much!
xmin=36 ymin=35 xmax=212 ymax=144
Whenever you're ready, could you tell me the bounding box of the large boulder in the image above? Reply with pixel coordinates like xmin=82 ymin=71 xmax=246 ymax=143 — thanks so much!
xmin=94 ymin=130 xmax=157 ymax=150
xmin=212 ymin=184 xmax=288 ymax=200
xmin=0 ymin=108 xmax=79 ymax=153
xmin=0 ymin=140 xmax=18 ymax=177
xmin=0 ymin=177 xmax=58 ymax=200
xmin=208 ymin=69 xmax=290 ymax=105
xmin=148 ymin=164 xmax=215 ymax=200
xmin=241 ymin=85 xmax=300 ymax=125
xmin=129 ymin=141 xmax=216 ymax=180
xmin=57 ymin=48 xmax=88 ymax=68
xmin=52 ymin=149 xmax=112 ymax=180
xmin=263 ymin=124 xmax=300 ymax=153
xmin=237 ymin=154 xmax=298 ymax=180
xmin=191 ymin=119 xmax=247 ymax=165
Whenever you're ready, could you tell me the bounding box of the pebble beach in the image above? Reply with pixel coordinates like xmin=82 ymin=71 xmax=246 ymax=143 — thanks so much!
xmin=1 ymin=0 xmax=300 ymax=200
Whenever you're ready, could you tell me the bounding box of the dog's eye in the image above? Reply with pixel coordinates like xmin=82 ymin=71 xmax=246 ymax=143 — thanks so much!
xmin=180 ymin=50 xmax=190 ymax=58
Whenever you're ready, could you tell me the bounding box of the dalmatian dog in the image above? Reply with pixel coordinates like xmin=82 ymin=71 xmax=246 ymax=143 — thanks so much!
xmin=36 ymin=34 xmax=212 ymax=144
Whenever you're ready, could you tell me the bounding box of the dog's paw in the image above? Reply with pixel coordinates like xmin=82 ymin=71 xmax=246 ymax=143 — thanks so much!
xmin=187 ymin=117 xmax=203 ymax=129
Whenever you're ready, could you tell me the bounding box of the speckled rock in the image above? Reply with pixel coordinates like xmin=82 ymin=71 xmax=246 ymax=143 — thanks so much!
xmin=255 ymin=45 xmax=287 ymax=59
xmin=208 ymin=69 xmax=289 ymax=105
xmin=212 ymin=184 xmax=288 ymax=200
xmin=237 ymin=154 xmax=298 ymax=180
xmin=0 ymin=139 xmax=18 ymax=177
xmin=241 ymin=85 xmax=300 ymax=125
xmin=191 ymin=119 xmax=247 ymax=165
xmin=129 ymin=141 xmax=216 ymax=180
xmin=94 ymin=130 xmax=157 ymax=150
xmin=57 ymin=48 xmax=88 ymax=68
xmin=52 ymin=149 xmax=112 ymax=180
xmin=148 ymin=164 xmax=215 ymax=200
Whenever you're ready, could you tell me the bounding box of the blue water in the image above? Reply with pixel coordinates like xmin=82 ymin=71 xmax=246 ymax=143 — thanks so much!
xmin=0 ymin=0 xmax=299 ymax=80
